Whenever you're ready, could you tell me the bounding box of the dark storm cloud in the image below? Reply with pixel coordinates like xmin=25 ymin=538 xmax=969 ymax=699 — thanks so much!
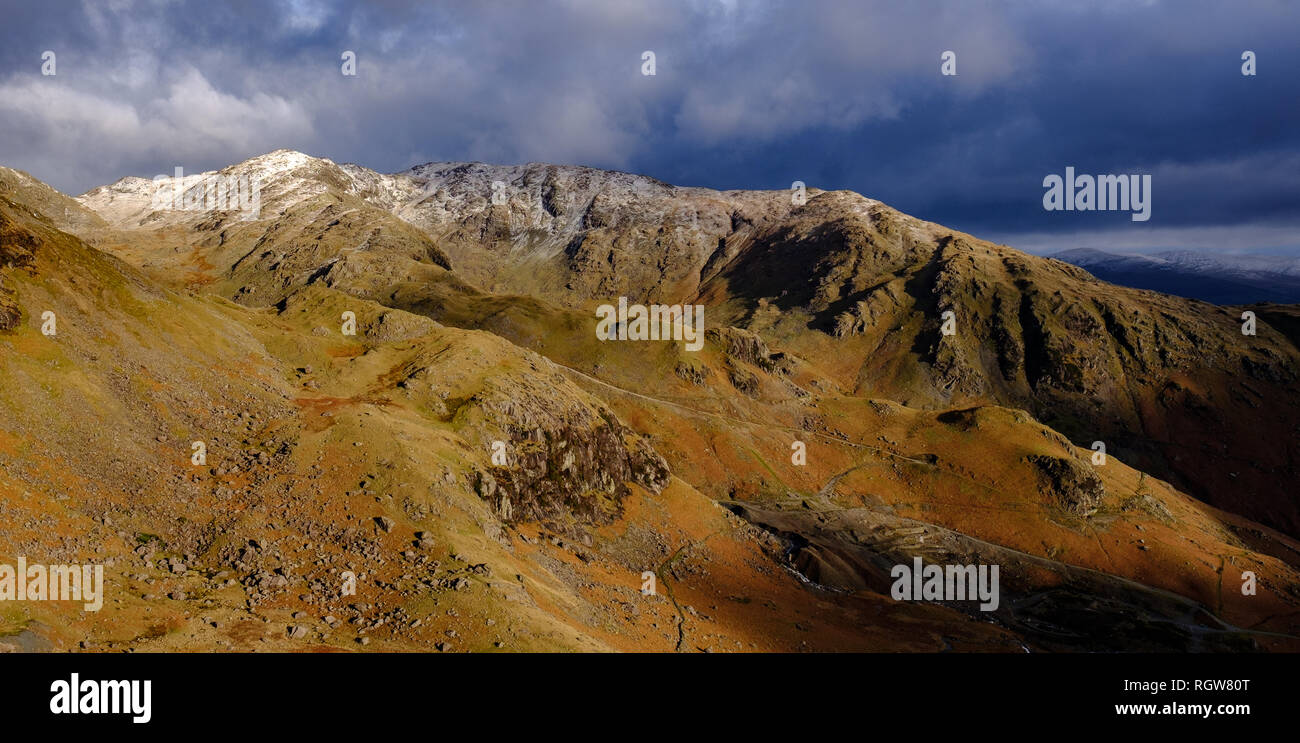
xmin=1 ymin=0 xmax=1296 ymax=253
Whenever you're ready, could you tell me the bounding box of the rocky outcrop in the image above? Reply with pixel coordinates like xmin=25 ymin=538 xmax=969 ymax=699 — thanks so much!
xmin=474 ymin=411 xmax=670 ymax=530
xmin=706 ymin=326 xmax=793 ymax=376
xmin=0 ymin=198 xmax=42 ymax=270
xmin=0 ymin=198 xmax=43 ymax=331
xmin=0 ymin=279 xmax=18 ymax=332
xmin=1026 ymin=454 xmax=1106 ymax=516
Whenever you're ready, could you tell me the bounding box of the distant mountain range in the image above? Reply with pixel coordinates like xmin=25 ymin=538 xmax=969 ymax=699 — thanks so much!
xmin=1052 ymin=248 xmax=1300 ymax=305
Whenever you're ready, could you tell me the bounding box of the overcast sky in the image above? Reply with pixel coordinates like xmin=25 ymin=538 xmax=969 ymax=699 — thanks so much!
xmin=2 ymin=0 xmax=1297 ymax=255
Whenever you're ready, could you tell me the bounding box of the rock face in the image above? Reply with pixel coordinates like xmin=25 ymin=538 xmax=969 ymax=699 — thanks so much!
xmin=705 ymin=326 xmax=793 ymax=376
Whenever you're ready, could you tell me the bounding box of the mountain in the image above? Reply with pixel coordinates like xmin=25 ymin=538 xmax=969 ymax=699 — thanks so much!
xmin=74 ymin=151 xmax=1300 ymax=538
xmin=1052 ymin=247 xmax=1300 ymax=305
xmin=3 ymin=152 xmax=1300 ymax=652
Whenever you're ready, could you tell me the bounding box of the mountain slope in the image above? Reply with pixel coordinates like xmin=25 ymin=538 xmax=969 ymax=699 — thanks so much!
xmin=695 ymin=205 xmax=1300 ymax=536
xmin=0 ymin=174 xmax=1044 ymax=653
xmin=6 ymin=152 xmax=1298 ymax=651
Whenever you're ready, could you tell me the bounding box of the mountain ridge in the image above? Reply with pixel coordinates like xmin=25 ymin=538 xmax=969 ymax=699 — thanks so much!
xmin=1052 ymin=247 xmax=1300 ymax=305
